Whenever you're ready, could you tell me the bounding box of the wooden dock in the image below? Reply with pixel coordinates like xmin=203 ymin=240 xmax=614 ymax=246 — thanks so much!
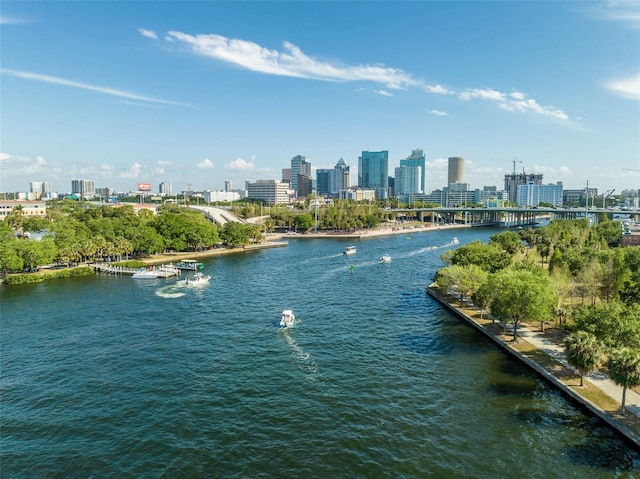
xmin=93 ymin=263 xmax=181 ymax=277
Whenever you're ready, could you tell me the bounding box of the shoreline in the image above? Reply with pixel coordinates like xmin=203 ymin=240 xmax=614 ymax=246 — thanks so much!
xmin=426 ymin=285 xmax=640 ymax=451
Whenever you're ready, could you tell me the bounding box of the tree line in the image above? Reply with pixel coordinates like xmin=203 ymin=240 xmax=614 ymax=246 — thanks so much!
xmin=435 ymin=217 xmax=640 ymax=413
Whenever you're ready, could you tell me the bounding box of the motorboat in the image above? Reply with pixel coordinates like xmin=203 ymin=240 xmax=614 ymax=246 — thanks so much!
xmin=280 ymin=310 xmax=295 ymax=328
xmin=132 ymin=268 xmax=160 ymax=279
xmin=175 ymin=259 xmax=204 ymax=271
xmin=379 ymin=255 xmax=391 ymax=264
xmin=452 ymin=237 xmax=460 ymax=245
xmin=183 ymin=272 xmax=211 ymax=286
xmin=343 ymin=246 xmax=357 ymax=255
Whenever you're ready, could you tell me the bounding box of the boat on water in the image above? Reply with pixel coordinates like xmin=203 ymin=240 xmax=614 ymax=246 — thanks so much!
xmin=379 ymin=255 xmax=391 ymax=264
xmin=132 ymin=268 xmax=160 ymax=279
xmin=183 ymin=272 xmax=211 ymax=286
xmin=280 ymin=310 xmax=295 ymax=328
xmin=452 ymin=237 xmax=460 ymax=245
xmin=175 ymin=259 xmax=204 ymax=271
xmin=343 ymin=246 xmax=357 ymax=255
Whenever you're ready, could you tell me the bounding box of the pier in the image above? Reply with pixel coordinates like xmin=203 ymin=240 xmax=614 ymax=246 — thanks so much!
xmin=93 ymin=263 xmax=181 ymax=277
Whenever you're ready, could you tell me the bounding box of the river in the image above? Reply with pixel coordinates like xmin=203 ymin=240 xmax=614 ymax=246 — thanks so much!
xmin=2 ymin=227 xmax=639 ymax=478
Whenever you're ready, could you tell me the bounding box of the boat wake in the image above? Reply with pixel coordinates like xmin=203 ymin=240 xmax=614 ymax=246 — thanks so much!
xmin=155 ymin=285 xmax=186 ymax=298
xmin=281 ymin=328 xmax=319 ymax=381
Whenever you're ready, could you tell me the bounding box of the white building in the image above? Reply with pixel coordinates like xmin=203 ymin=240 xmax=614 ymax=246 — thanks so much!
xmin=246 ymin=180 xmax=290 ymax=205
xmin=203 ymin=190 xmax=241 ymax=203
xmin=517 ymin=181 xmax=563 ymax=207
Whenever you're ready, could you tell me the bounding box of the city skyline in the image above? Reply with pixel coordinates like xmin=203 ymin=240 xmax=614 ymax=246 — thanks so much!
xmin=1 ymin=2 xmax=639 ymax=194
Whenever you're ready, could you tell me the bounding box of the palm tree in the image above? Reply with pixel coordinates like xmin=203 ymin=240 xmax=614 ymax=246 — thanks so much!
xmin=608 ymin=348 xmax=640 ymax=414
xmin=564 ymin=331 xmax=605 ymax=387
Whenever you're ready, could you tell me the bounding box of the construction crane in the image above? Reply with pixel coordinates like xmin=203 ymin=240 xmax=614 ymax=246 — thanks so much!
xmin=512 ymin=158 xmax=523 ymax=176
xmin=602 ymin=189 xmax=615 ymax=209
xmin=180 ymin=182 xmax=192 ymax=204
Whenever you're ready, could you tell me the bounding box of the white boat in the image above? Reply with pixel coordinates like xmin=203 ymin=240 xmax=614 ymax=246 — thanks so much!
xmin=183 ymin=272 xmax=211 ymax=286
xmin=343 ymin=246 xmax=357 ymax=255
xmin=280 ymin=309 xmax=295 ymax=328
xmin=132 ymin=268 xmax=160 ymax=279
xmin=379 ymin=255 xmax=391 ymax=263
xmin=175 ymin=259 xmax=204 ymax=271
xmin=452 ymin=237 xmax=460 ymax=245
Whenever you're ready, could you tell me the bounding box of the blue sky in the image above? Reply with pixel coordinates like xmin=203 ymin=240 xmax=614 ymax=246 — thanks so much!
xmin=1 ymin=1 xmax=639 ymax=195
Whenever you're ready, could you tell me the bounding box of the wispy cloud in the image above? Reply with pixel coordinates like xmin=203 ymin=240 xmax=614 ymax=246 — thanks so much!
xmin=605 ymin=72 xmax=640 ymax=100
xmin=139 ymin=28 xmax=159 ymax=40
xmin=159 ymin=30 xmax=568 ymax=120
xmin=428 ymin=109 xmax=448 ymax=117
xmin=0 ymin=69 xmax=191 ymax=106
xmin=197 ymin=158 xmax=214 ymax=169
xmin=581 ymin=1 xmax=640 ymax=27
xmin=0 ymin=16 xmax=27 ymax=25
xmin=118 ymin=162 xmax=142 ymax=179
xmin=459 ymin=87 xmax=569 ymax=120
xmin=165 ymin=31 xmax=420 ymax=90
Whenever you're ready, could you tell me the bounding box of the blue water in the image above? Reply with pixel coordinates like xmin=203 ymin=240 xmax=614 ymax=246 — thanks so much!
xmin=2 ymin=228 xmax=639 ymax=478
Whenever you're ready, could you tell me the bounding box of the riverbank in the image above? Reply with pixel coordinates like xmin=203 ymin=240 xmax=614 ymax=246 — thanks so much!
xmin=427 ymin=285 xmax=640 ymax=450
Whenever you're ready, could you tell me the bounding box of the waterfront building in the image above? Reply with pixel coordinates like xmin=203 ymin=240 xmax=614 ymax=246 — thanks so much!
xmin=338 ymin=187 xmax=376 ymax=201
xmin=394 ymin=165 xmax=422 ymax=200
xmin=290 ymin=155 xmax=311 ymax=197
xmin=517 ymin=181 xmax=563 ymax=207
xmin=563 ymin=187 xmax=598 ymax=205
xmin=246 ymin=179 xmax=290 ymax=205
xmin=448 ymin=157 xmax=464 ymax=186
xmin=358 ymin=150 xmax=388 ymax=200
xmin=504 ymin=172 xmax=543 ymax=204
xmin=401 ymin=149 xmax=426 ymax=193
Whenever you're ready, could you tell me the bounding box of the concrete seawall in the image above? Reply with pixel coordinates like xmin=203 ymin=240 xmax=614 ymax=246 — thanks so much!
xmin=426 ymin=285 xmax=640 ymax=451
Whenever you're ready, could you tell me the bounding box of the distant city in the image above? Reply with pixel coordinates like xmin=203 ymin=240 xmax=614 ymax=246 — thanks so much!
xmin=3 ymin=149 xmax=640 ymax=210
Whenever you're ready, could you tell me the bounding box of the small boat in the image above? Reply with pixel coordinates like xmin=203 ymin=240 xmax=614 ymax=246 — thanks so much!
xmin=343 ymin=246 xmax=357 ymax=255
xmin=452 ymin=237 xmax=460 ymax=245
xmin=175 ymin=259 xmax=204 ymax=271
xmin=132 ymin=268 xmax=160 ymax=279
xmin=379 ymin=255 xmax=391 ymax=264
xmin=280 ymin=309 xmax=295 ymax=328
xmin=183 ymin=272 xmax=211 ymax=286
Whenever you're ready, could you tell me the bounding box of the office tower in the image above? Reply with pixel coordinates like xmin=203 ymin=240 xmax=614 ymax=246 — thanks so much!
xmin=159 ymin=182 xmax=172 ymax=195
xmin=290 ymin=155 xmax=311 ymax=196
xmin=448 ymin=157 xmax=464 ymax=186
xmin=394 ymin=165 xmax=422 ymax=196
xmin=400 ymin=149 xmax=426 ymax=193
xmin=246 ymin=180 xmax=290 ymax=205
xmin=358 ymin=150 xmax=389 ymax=199
xmin=316 ymin=158 xmax=352 ymax=197
xmin=224 ymin=180 xmax=232 ymax=192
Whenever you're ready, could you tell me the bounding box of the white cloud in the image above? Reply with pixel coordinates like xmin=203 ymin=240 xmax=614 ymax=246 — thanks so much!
xmin=139 ymin=28 xmax=159 ymax=40
xmin=157 ymin=160 xmax=171 ymax=166
xmin=374 ymin=89 xmax=393 ymax=97
xmin=0 ymin=16 xmax=26 ymax=25
xmin=225 ymin=158 xmax=255 ymax=170
xmin=118 ymin=162 xmax=142 ymax=179
xmin=424 ymin=84 xmax=455 ymax=95
xmin=0 ymin=69 xmax=191 ymax=106
xmin=605 ymin=72 xmax=640 ymax=100
xmin=197 ymin=158 xmax=214 ymax=169
xmin=0 ymin=152 xmax=13 ymax=161
xmin=428 ymin=109 xmax=448 ymax=116
xmin=581 ymin=1 xmax=640 ymax=27
xmin=164 ymin=31 xmax=420 ymax=89
xmin=460 ymin=87 xmax=569 ymax=120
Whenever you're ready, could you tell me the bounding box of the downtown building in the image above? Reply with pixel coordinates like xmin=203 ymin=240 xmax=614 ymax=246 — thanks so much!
xmin=290 ymin=155 xmax=312 ymax=198
xmin=246 ymin=180 xmax=290 ymax=205
xmin=316 ymin=158 xmax=351 ymax=198
xmin=517 ymin=182 xmax=564 ymax=207
xmin=358 ymin=150 xmax=389 ymax=200
xmin=400 ymin=149 xmax=426 ymax=194
xmin=71 ymin=179 xmax=95 ymax=199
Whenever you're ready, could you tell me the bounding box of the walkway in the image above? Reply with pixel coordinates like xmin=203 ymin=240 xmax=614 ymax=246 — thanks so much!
xmin=518 ymin=326 xmax=640 ymax=418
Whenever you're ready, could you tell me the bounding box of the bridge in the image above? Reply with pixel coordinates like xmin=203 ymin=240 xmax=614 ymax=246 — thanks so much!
xmin=392 ymin=206 xmax=639 ymax=228
xmin=189 ymin=206 xmax=247 ymax=225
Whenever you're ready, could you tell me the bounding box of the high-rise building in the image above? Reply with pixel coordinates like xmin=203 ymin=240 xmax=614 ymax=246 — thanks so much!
xmin=224 ymin=180 xmax=232 ymax=192
xmin=246 ymin=180 xmax=290 ymax=205
xmin=290 ymin=155 xmax=311 ymax=196
xmin=316 ymin=158 xmax=351 ymax=197
xmin=447 ymin=157 xmax=464 ymax=186
xmin=159 ymin=182 xmax=172 ymax=195
xmin=358 ymin=150 xmax=388 ymax=199
xmin=517 ymin=182 xmax=563 ymax=207
xmin=504 ymin=172 xmax=543 ymax=204
xmin=394 ymin=165 xmax=422 ymax=197
xmin=71 ymin=179 xmax=95 ymax=199
xmin=400 ymin=149 xmax=426 ymax=193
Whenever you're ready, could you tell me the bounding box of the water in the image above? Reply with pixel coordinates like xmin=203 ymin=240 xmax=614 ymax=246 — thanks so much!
xmin=2 ymin=228 xmax=639 ymax=478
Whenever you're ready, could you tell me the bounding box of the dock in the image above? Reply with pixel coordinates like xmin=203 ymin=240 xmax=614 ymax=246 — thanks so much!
xmin=93 ymin=263 xmax=181 ymax=278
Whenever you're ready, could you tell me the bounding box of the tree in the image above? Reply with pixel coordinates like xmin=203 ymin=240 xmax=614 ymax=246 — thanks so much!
xmin=487 ymin=269 xmax=557 ymax=341
xmin=436 ymin=264 xmax=488 ymax=307
xmin=220 ymin=222 xmax=249 ymax=248
xmin=608 ymin=348 xmax=640 ymax=414
xmin=564 ymin=331 xmax=605 ymax=386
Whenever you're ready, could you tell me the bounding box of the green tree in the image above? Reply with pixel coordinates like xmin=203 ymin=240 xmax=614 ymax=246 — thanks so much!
xmin=608 ymin=348 xmax=640 ymax=414
xmin=564 ymin=331 xmax=605 ymax=386
xmin=487 ymin=269 xmax=557 ymax=341
xmin=220 ymin=222 xmax=249 ymax=248
xmin=436 ymin=264 xmax=488 ymax=307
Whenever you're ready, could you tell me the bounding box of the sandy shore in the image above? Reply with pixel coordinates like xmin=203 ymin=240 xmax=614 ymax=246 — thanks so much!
xmin=142 ymin=222 xmax=470 ymax=265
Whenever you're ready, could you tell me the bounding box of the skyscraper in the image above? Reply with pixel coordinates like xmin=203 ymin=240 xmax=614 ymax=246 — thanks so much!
xmin=290 ymin=155 xmax=311 ymax=196
xmin=358 ymin=150 xmax=388 ymax=199
xmin=448 ymin=157 xmax=464 ymax=186
xmin=400 ymin=149 xmax=426 ymax=193
xmin=394 ymin=165 xmax=422 ymax=196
